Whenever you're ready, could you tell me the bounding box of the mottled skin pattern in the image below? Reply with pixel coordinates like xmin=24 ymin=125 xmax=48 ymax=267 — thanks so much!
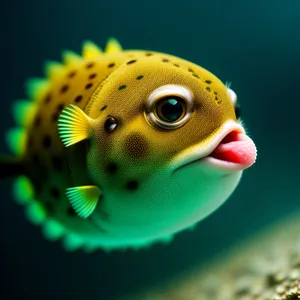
xmin=9 ymin=42 xmax=244 ymax=251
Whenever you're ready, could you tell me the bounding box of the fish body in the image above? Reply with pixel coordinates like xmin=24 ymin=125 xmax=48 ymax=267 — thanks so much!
xmin=1 ymin=39 xmax=257 ymax=251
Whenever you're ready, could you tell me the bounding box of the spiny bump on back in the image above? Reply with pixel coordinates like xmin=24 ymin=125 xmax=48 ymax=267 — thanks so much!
xmin=5 ymin=127 xmax=27 ymax=156
xmin=44 ymin=60 xmax=66 ymax=80
xmin=13 ymin=176 xmax=34 ymax=204
xmin=12 ymin=100 xmax=36 ymax=127
xmin=82 ymin=40 xmax=103 ymax=59
xmin=62 ymin=50 xmax=82 ymax=66
xmin=25 ymin=78 xmax=49 ymax=101
xmin=105 ymin=37 xmax=123 ymax=54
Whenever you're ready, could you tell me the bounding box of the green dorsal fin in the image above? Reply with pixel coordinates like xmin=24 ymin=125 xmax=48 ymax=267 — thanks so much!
xmin=5 ymin=127 xmax=27 ymax=156
xmin=65 ymin=186 xmax=101 ymax=219
xmin=44 ymin=60 xmax=65 ymax=79
xmin=12 ymin=100 xmax=36 ymax=126
xmin=105 ymin=38 xmax=122 ymax=54
xmin=62 ymin=50 xmax=82 ymax=65
xmin=25 ymin=78 xmax=49 ymax=101
xmin=82 ymin=41 xmax=103 ymax=59
xmin=58 ymin=104 xmax=92 ymax=147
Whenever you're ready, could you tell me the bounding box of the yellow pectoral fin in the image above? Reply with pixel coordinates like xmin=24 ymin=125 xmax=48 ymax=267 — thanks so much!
xmin=58 ymin=104 xmax=93 ymax=147
xmin=65 ymin=186 xmax=102 ymax=219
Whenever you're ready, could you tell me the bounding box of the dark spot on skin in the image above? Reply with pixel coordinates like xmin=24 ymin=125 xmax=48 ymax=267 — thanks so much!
xmin=136 ymin=75 xmax=144 ymax=80
xmin=34 ymin=115 xmax=41 ymax=127
xmin=68 ymin=71 xmax=76 ymax=78
xmin=85 ymin=83 xmax=93 ymax=89
xmin=60 ymin=84 xmax=69 ymax=93
xmin=33 ymin=181 xmax=42 ymax=194
xmin=89 ymin=73 xmax=97 ymax=79
xmin=215 ymin=96 xmax=218 ymax=100
xmin=145 ymin=53 xmax=153 ymax=56
xmin=217 ymin=99 xmax=222 ymax=105
xmin=162 ymin=59 xmax=169 ymax=62
xmin=86 ymin=62 xmax=95 ymax=69
xmin=126 ymin=180 xmax=139 ymax=191
xmin=124 ymin=133 xmax=149 ymax=158
xmin=127 ymin=60 xmax=137 ymax=65
xmin=118 ymin=85 xmax=126 ymax=90
xmin=74 ymin=95 xmax=83 ymax=103
xmin=67 ymin=206 xmax=77 ymax=216
xmin=100 ymin=105 xmax=107 ymax=111
xmin=206 ymin=87 xmax=211 ymax=92
xmin=50 ymin=187 xmax=60 ymax=199
xmin=57 ymin=103 xmax=64 ymax=111
xmin=52 ymin=156 xmax=64 ymax=172
xmin=108 ymin=63 xmax=115 ymax=68
xmin=36 ymin=163 xmax=48 ymax=182
xmin=27 ymin=136 xmax=33 ymax=147
xmin=105 ymin=162 xmax=118 ymax=174
xmin=205 ymin=80 xmax=212 ymax=84
xmin=213 ymin=91 xmax=218 ymax=95
xmin=44 ymin=93 xmax=51 ymax=104
xmin=192 ymin=74 xmax=200 ymax=78
xmin=45 ymin=201 xmax=54 ymax=213
xmin=188 ymin=68 xmax=194 ymax=73
xmin=173 ymin=63 xmax=180 ymax=67
xmin=32 ymin=154 xmax=40 ymax=165
xmin=52 ymin=112 xmax=59 ymax=122
xmin=43 ymin=135 xmax=52 ymax=148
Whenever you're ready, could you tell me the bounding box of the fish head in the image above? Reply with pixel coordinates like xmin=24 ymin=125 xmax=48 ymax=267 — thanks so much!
xmin=86 ymin=52 xmax=257 ymax=237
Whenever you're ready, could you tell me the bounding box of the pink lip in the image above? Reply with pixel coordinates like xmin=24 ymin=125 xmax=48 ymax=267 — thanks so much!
xmin=206 ymin=131 xmax=257 ymax=171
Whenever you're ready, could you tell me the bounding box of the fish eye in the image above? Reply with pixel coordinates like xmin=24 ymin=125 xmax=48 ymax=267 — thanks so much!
xmin=155 ymin=96 xmax=185 ymax=122
xmin=104 ymin=116 xmax=118 ymax=133
xmin=145 ymin=85 xmax=194 ymax=130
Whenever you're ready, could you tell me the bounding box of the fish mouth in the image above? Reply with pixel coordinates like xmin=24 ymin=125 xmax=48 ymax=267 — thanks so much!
xmin=173 ymin=120 xmax=257 ymax=173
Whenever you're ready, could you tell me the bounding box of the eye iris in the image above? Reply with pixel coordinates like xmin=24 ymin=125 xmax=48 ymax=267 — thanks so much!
xmin=157 ymin=97 xmax=184 ymax=122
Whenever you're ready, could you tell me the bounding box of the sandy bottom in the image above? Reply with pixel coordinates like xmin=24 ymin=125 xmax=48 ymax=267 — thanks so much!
xmin=126 ymin=212 xmax=300 ymax=300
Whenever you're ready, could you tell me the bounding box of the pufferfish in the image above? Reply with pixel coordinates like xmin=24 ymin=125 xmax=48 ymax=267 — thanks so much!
xmin=0 ymin=38 xmax=257 ymax=252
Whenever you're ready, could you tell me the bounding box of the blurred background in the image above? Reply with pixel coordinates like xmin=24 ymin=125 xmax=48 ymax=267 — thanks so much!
xmin=0 ymin=0 xmax=299 ymax=299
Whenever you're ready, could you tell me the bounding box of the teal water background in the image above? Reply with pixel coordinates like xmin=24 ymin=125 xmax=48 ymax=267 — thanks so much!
xmin=0 ymin=1 xmax=299 ymax=299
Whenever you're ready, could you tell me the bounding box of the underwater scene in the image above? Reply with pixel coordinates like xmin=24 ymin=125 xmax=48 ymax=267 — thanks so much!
xmin=0 ymin=0 xmax=299 ymax=299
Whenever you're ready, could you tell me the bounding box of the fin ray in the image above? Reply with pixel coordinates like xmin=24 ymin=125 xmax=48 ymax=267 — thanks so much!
xmin=65 ymin=185 xmax=101 ymax=219
xmin=58 ymin=104 xmax=92 ymax=147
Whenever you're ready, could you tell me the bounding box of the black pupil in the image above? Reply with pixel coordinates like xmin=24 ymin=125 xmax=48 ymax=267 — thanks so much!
xmin=104 ymin=117 xmax=118 ymax=132
xmin=157 ymin=96 xmax=184 ymax=122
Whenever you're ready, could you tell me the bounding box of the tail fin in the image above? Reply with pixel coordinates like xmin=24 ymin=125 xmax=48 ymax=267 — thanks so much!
xmin=0 ymin=156 xmax=25 ymax=179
